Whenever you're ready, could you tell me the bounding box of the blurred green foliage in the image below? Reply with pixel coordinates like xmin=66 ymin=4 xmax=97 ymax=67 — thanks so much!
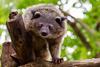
xmin=17 ymin=0 xmax=57 ymax=9
xmin=0 ymin=0 xmax=100 ymax=62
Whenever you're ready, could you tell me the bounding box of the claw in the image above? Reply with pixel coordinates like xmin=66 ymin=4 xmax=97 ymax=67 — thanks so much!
xmin=52 ymin=58 xmax=63 ymax=64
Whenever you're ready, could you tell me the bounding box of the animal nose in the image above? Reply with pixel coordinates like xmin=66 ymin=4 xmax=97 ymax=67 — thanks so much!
xmin=41 ymin=32 xmax=48 ymax=36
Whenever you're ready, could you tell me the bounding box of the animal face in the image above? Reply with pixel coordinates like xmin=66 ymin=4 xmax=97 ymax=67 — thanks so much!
xmin=23 ymin=5 xmax=66 ymax=39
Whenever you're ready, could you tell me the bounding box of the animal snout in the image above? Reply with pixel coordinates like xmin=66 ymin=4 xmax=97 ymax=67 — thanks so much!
xmin=38 ymin=23 xmax=52 ymax=37
xmin=41 ymin=31 xmax=48 ymax=36
xmin=40 ymin=27 xmax=49 ymax=37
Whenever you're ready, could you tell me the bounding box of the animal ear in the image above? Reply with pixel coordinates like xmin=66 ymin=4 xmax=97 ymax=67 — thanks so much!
xmin=55 ymin=16 xmax=66 ymax=23
xmin=55 ymin=16 xmax=66 ymax=26
xmin=31 ymin=11 xmax=41 ymax=19
xmin=55 ymin=16 xmax=62 ymax=23
xmin=55 ymin=16 xmax=66 ymax=27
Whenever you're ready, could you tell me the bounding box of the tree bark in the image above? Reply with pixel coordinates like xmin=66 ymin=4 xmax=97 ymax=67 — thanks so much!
xmin=1 ymin=42 xmax=100 ymax=67
xmin=1 ymin=42 xmax=17 ymax=67
xmin=6 ymin=12 xmax=33 ymax=65
xmin=20 ymin=58 xmax=100 ymax=67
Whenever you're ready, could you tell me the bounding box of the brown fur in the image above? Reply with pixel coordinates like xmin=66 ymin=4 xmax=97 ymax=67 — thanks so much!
xmin=1 ymin=4 xmax=66 ymax=66
xmin=23 ymin=4 xmax=66 ymax=61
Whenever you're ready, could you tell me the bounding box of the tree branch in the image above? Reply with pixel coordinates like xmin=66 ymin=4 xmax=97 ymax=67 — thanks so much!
xmin=59 ymin=8 xmax=91 ymax=49
xmin=1 ymin=42 xmax=100 ymax=67
xmin=58 ymin=0 xmax=95 ymax=35
xmin=20 ymin=58 xmax=100 ymax=67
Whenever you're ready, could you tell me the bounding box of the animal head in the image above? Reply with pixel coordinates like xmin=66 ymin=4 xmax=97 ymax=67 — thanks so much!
xmin=23 ymin=4 xmax=66 ymax=39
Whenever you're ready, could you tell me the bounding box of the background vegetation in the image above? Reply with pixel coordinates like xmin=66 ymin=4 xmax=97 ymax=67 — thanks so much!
xmin=0 ymin=0 xmax=100 ymax=64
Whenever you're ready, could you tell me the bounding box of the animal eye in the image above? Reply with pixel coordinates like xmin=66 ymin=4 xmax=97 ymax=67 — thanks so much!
xmin=31 ymin=11 xmax=41 ymax=19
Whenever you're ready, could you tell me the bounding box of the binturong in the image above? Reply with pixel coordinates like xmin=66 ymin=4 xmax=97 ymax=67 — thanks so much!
xmin=22 ymin=4 xmax=67 ymax=64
